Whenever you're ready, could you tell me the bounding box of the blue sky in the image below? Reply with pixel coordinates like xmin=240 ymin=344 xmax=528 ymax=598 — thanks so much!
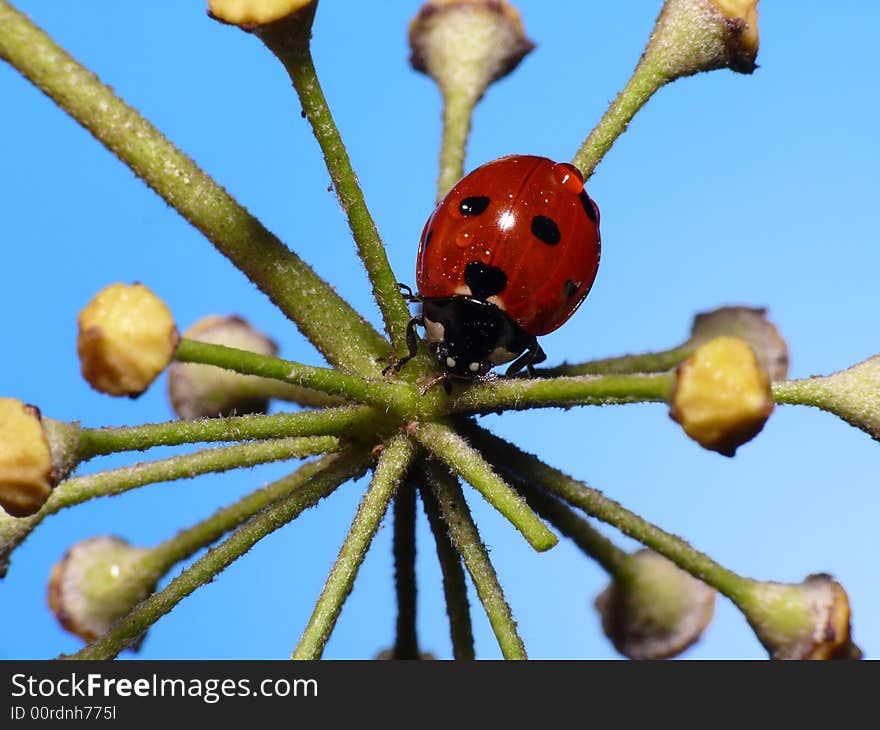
xmin=1 ymin=0 xmax=879 ymax=659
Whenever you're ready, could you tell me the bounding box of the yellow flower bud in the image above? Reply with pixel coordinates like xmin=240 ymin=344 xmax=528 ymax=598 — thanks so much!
xmin=48 ymin=536 xmax=154 ymax=644
xmin=208 ymin=0 xmax=314 ymax=27
xmin=736 ymin=574 xmax=861 ymax=660
xmin=0 ymin=399 xmax=53 ymax=517
xmin=595 ymin=550 xmax=715 ymax=659
xmin=670 ymin=335 xmax=773 ymax=456
xmin=690 ymin=306 xmax=788 ymax=381
xmin=168 ymin=315 xmax=278 ymax=419
xmin=710 ymin=0 xmax=759 ymax=60
xmin=77 ymin=283 xmax=178 ymax=397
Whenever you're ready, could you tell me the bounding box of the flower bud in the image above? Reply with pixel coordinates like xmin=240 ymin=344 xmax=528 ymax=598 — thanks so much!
xmin=169 ymin=315 xmax=279 ymax=419
xmin=595 ymin=549 xmax=715 ymax=659
xmin=690 ymin=306 xmax=788 ymax=381
xmin=647 ymin=0 xmax=760 ymax=79
xmin=670 ymin=336 xmax=773 ymax=456
xmin=48 ymin=536 xmax=155 ymax=644
xmin=207 ymin=0 xmax=315 ymax=27
xmin=409 ymin=0 xmax=534 ymax=100
xmin=0 ymin=399 xmax=54 ymax=517
xmin=735 ymin=574 xmax=861 ymax=660
xmin=77 ymin=283 xmax=178 ymax=398
xmin=774 ymin=355 xmax=880 ymax=442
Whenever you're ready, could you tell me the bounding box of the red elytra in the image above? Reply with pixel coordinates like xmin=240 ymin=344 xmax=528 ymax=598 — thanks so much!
xmin=416 ymin=155 xmax=600 ymax=337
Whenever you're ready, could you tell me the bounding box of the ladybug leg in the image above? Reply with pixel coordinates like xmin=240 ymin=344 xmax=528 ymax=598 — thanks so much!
xmin=397 ymin=282 xmax=422 ymax=304
xmin=505 ymin=341 xmax=547 ymax=378
xmin=382 ymin=313 xmax=424 ymax=375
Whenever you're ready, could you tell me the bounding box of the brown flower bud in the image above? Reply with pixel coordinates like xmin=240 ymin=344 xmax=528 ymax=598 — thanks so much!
xmin=595 ymin=550 xmax=715 ymax=659
xmin=77 ymin=283 xmax=178 ymax=397
xmin=736 ymin=574 xmax=861 ymax=660
xmin=169 ymin=315 xmax=278 ymax=419
xmin=670 ymin=336 xmax=773 ymax=456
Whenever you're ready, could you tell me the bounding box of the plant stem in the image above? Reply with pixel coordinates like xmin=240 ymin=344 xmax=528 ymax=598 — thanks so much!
xmin=141 ymin=453 xmax=341 ymax=580
xmin=66 ymin=448 xmax=370 ymax=660
xmin=0 ymin=0 xmax=387 ymax=373
xmin=465 ymin=423 xmax=751 ymax=604
xmin=175 ymin=339 xmax=414 ymax=409
xmin=412 ymin=421 xmax=557 ymax=552
xmin=418 ymin=479 xmax=475 ymax=660
xmin=425 ymin=461 xmax=526 ymax=660
xmin=293 ymin=434 xmax=416 ymax=659
xmin=437 ymin=89 xmax=475 ymax=200
xmin=258 ymin=18 xmax=412 ymax=358
xmin=451 ymin=372 xmax=675 ymax=414
xmin=536 ymin=344 xmax=693 ymax=377
xmin=0 ymin=436 xmax=337 ymax=577
xmin=77 ymin=405 xmax=374 ymax=458
xmin=518 ymin=485 xmax=632 ymax=579
xmin=392 ymin=479 xmax=420 ymax=659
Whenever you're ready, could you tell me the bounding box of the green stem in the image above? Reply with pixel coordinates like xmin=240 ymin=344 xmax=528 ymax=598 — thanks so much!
xmin=418 ymin=479 xmax=475 ymax=660
xmin=175 ymin=339 xmax=414 ymax=410
xmin=518 ymin=485 xmax=631 ymax=579
xmin=536 ymin=344 xmax=693 ymax=377
xmin=412 ymin=421 xmax=557 ymax=552
xmin=66 ymin=448 xmax=370 ymax=660
xmin=437 ymin=89 xmax=476 ymax=200
xmin=77 ymin=405 xmax=375 ymax=458
xmin=452 ymin=372 xmax=675 ymax=414
xmin=0 ymin=0 xmax=387 ymax=373
xmin=0 ymin=437 xmax=337 ymax=578
xmin=293 ymin=434 xmax=416 ymax=659
xmin=392 ymin=479 xmax=420 ymax=659
xmin=465 ymin=423 xmax=751 ymax=604
xmin=425 ymin=461 xmax=526 ymax=660
xmin=257 ymin=15 xmax=411 ymax=358
xmin=142 ymin=453 xmax=341 ymax=579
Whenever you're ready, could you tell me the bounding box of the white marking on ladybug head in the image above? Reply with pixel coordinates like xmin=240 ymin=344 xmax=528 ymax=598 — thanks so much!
xmin=489 ymin=346 xmax=518 ymax=365
xmin=446 ymin=356 xmax=457 ymax=369
xmin=487 ymin=295 xmax=506 ymax=311
xmin=469 ymin=362 xmax=480 ymax=372
xmin=454 ymin=284 xmax=473 ymax=297
xmin=423 ymin=316 xmax=445 ymax=344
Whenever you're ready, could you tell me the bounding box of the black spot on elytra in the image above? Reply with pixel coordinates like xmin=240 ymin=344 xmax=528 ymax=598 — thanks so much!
xmin=564 ymin=279 xmax=578 ymax=298
xmin=579 ymin=191 xmax=598 ymax=224
xmin=459 ymin=196 xmax=490 ymax=216
xmin=464 ymin=261 xmax=507 ymax=300
xmin=531 ymin=215 xmax=561 ymax=245
xmin=424 ymin=229 xmax=433 ymax=248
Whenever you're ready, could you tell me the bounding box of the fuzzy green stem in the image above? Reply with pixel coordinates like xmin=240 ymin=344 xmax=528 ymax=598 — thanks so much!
xmin=412 ymin=421 xmax=557 ymax=552
xmin=293 ymin=434 xmax=416 ymax=659
xmin=392 ymin=479 xmax=420 ymax=659
xmin=418 ymin=479 xmax=475 ymax=660
xmin=425 ymin=461 xmax=526 ymax=660
xmin=465 ymin=423 xmax=750 ymax=604
xmin=0 ymin=436 xmax=337 ymax=578
xmin=0 ymin=0 xmax=387 ymax=373
xmin=452 ymin=372 xmax=675 ymax=413
xmin=141 ymin=452 xmax=342 ymax=580
xmin=66 ymin=448 xmax=370 ymax=660
xmin=519 ymin=485 xmax=631 ymax=579
xmin=255 ymin=13 xmax=411 ymax=358
xmin=437 ymin=89 xmax=476 ymax=200
xmin=77 ymin=405 xmax=375 ymax=459
xmin=537 ymin=344 xmax=693 ymax=378
xmin=175 ymin=339 xmax=414 ymax=409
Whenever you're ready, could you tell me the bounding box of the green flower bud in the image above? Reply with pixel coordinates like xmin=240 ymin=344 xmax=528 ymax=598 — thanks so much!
xmin=595 ymin=550 xmax=715 ymax=659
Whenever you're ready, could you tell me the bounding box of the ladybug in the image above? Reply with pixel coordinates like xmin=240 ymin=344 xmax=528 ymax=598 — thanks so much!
xmin=396 ymin=154 xmax=601 ymax=379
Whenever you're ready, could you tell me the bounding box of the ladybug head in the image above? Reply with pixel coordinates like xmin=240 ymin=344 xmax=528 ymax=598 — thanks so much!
xmin=420 ymin=296 xmax=532 ymax=379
